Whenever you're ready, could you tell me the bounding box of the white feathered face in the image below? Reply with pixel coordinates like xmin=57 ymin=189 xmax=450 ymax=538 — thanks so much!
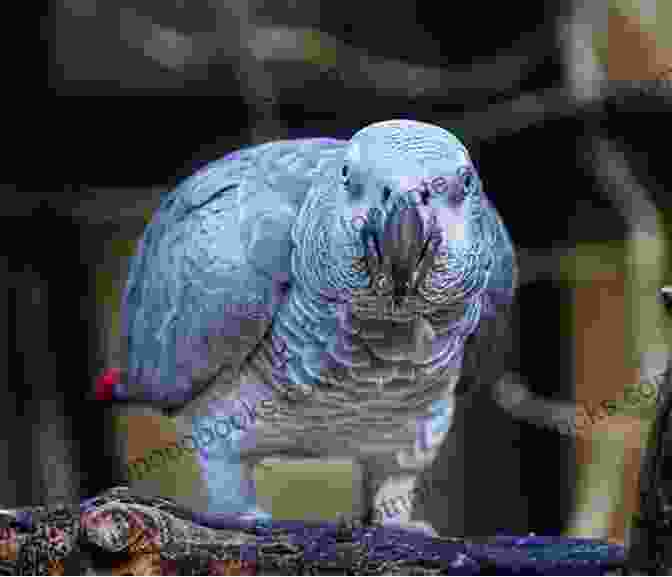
xmin=334 ymin=120 xmax=493 ymax=320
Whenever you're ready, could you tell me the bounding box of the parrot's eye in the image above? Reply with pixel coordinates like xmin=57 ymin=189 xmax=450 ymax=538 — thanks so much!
xmin=382 ymin=186 xmax=391 ymax=203
xmin=458 ymin=166 xmax=477 ymax=192
xmin=420 ymin=186 xmax=430 ymax=205
xmin=452 ymin=166 xmax=476 ymax=204
xmin=342 ymin=164 xmax=354 ymax=192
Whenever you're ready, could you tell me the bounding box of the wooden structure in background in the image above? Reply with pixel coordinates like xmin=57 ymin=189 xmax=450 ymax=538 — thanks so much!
xmin=607 ymin=3 xmax=672 ymax=81
xmin=572 ymin=266 xmax=645 ymax=543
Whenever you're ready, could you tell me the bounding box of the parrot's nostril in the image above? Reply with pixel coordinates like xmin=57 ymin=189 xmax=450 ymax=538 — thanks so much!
xmin=393 ymin=277 xmax=410 ymax=303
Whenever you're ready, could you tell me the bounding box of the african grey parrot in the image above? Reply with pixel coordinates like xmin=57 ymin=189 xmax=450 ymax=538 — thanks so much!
xmin=113 ymin=119 xmax=517 ymax=536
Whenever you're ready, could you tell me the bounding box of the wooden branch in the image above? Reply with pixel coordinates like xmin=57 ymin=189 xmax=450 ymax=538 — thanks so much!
xmin=0 ymin=486 xmax=626 ymax=574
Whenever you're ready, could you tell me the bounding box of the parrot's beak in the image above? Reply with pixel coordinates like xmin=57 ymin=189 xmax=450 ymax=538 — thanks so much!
xmin=381 ymin=204 xmax=433 ymax=305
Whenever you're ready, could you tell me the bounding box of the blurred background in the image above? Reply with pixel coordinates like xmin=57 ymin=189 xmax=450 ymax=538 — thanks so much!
xmin=3 ymin=0 xmax=670 ymax=541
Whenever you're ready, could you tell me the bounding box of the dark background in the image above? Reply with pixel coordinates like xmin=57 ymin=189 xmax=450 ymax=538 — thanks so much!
xmin=2 ymin=0 xmax=670 ymax=538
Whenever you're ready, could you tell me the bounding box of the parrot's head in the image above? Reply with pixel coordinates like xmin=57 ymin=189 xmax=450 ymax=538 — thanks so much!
xmin=332 ymin=119 xmax=497 ymax=320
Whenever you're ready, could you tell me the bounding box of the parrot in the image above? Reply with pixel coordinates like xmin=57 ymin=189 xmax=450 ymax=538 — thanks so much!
xmin=111 ymin=119 xmax=517 ymax=537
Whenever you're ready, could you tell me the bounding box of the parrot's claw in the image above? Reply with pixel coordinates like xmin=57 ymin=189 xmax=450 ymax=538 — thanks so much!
xmin=334 ymin=512 xmax=364 ymax=539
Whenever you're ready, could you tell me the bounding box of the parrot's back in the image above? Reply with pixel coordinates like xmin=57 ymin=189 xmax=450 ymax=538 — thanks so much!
xmin=122 ymin=138 xmax=346 ymax=409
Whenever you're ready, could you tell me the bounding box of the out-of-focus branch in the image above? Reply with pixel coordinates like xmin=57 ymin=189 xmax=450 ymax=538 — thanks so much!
xmin=204 ymin=0 xmax=285 ymax=144
xmin=249 ymin=25 xmax=548 ymax=101
xmin=589 ymin=136 xmax=667 ymax=358
xmin=115 ymin=2 xmax=285 ymax=144
xmin=590 ymin=137 xmax=661 ymax=238
xmin=558 ymin=0 xmax=607 ymax=103
xmin=117 ymin=7 xmax=198 ymax=71
xmin=113 ymin=16 xmax=553 ymax=103
xmin=448 ymin=86 xmax=583 ymax=143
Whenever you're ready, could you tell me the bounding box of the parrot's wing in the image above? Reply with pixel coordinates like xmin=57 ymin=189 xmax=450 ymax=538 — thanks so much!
xmin=121 ymin=139 xmax=345 ymax=410
xmin=455 ymin=195 xmax=518 ymax=403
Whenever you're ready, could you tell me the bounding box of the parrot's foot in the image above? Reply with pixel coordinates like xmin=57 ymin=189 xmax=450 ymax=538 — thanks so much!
xmin=336 ymin=510 xmax=437 ymax=538
xmin=334 ymin=512 xmax=364 ymax=539
xmin=191 ymin=467 xmax=273 ymax=532
xmin=361 ymin=434 xmax=444 ymax=540
xmin=198 ymin=457 xmax=268 ymax=520
xmin=190 ymin=410 xmax=271 ymax=525
xmin=364 ymin=463 xmax=440 ymax=539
